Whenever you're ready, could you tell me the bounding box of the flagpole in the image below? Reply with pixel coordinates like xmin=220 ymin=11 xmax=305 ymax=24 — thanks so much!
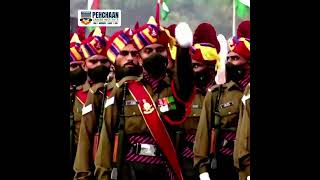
xmin=232 ymin=0 xmax=236 ymax=36
xmin=156 ymin=0 xmax=161 ymax=26
xmin=86 ymin=0 xmax=93 ymax=37
xmin=88 ymin=0 xmax=93 ymax=9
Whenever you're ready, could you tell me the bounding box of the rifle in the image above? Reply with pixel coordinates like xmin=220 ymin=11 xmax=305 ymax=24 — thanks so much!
xmin=111 ymin=82 xmax=128 ymax=180
xmin=209 ymin=85 xmax=223 ymax=170
xmin=93 ymin=82 xmax=109 ymax=160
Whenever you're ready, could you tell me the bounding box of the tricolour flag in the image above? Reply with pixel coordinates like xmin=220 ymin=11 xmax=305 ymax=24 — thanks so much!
xmin=160 ymin=0 xmax=170 ymax=20
xmin=236 ymin=0 xmax=250 ymax=19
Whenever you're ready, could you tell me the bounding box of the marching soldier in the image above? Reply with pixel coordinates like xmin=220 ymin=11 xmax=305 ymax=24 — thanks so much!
xmin=94 ymin=21 xmax=195 ymax=180
xmin=193 ymin=21 xmax=250 ymax=180
xmin=232 ymin=20 xmax=250 ymax=180
xmin=178 ymin=23 xmax=221 ymax=180
xmin=73 ymin=27 xmax=115 ymax=180
xmin=70 ymin=32 xmax=89 ymax=179
xmin=234 ymin=83 xmax=250 ymax=180
xmin=134 ymin=17 xmax=179 ymax=89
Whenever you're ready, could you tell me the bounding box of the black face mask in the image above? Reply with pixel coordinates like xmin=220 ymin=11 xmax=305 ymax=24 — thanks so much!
xmin=114 ymin=63 xmax=142 ymax=80
xmin=142 ymin=54 xmax=168 ymax=77
xmin=70 ymin=67 xmax=87 ymax=86
xmin=88 ymin=65 xmax=110 ymax=83
xmin=226 ymin=63 xmax=246 ymax=83
xmin=194 ymin=69 xmax=214 ymax=92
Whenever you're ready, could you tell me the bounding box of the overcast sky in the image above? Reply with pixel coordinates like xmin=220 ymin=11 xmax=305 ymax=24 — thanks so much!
xmin=70 ymin=0 xmax=250 ymax=38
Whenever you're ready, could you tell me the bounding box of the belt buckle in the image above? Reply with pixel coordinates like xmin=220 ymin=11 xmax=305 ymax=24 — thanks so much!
xmin=139 ymin=143 xmax=156 ymax=156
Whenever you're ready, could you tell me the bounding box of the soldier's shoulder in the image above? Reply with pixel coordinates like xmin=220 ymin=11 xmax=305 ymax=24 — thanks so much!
xmin=89 ymin=82 xmax=104 ymax=94
xmin=223 ymin=81 xmax=242 ymax=92
xmin=115 ymin=75 xmax=142 ymax=88
xmin=81 ymin=81 xmax=91 ymax=92
xmin=107 ymin=78 xmax=116 ymax=90
xmin=241 ymin=83 xmax=250 ymax=102
xmin=207 ymin=84 xmax=221 ymax=92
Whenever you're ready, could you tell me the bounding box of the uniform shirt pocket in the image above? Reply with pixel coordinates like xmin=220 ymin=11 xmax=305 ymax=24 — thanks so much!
xmin=124 ymin=104 xmax=148 ymax=133
xmin=219 ymin=101 xmax=240 ymax=128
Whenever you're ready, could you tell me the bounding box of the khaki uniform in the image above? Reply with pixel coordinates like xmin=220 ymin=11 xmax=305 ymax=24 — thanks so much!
xmin=234 ymin=83 xmax=250 ymax=180
xmin=181 ymin=93 xmax=205 ymax=135
xmin=74 ymin=80 xmax=116 ymax=180
xmin=73 ymin=82 xmax=91 ymax=147
xmin=177 ymin=93 xmax=205 ymax=180
xmin=94 ymin=76 xmax=188 ymax=180
xmin=193 ymin=81 xmax=243 ymax=180
xmin=70 ymin=82 xmax=90 ymax=179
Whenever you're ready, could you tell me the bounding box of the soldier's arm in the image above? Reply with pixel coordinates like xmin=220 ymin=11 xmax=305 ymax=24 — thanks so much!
xmin=234 ymin=85 xmax=250 ymax=170
xmin=73 ymin=99 xmax=83 ymax=147
xmin=73 ymin=95 xmax=97 ymax=180
xmin=172 ymin=45 xmax=195 ymax=103
xmin=160 ymin=23 xmax=196 ymax=125
xmin=193 ymin=91 xmax=215 ymax=174
xmin=94 ymin=116 xmax=112 ymax=180
xmin=171 ymin=22 xmax=195 ymax=103
xmin=73 ymin=116 xmax=95 ymax=179
xmin=95 ymin=91 xmax=118 ymax=180
xmin=234 ymin=99 xmax=244 ymax=169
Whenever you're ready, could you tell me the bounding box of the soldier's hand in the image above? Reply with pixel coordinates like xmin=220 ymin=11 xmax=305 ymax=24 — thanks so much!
xmin=175 ymin=22 xmax=193 ymax=48
xmin=199 ymin=172 xmax=211 ymax=180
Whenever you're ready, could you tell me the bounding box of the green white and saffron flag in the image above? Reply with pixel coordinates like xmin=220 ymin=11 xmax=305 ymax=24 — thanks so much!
xmin=160 ymin=0 xmax=170 ymax=20
xmin=236 ymin=0 xmax=250 ymax=19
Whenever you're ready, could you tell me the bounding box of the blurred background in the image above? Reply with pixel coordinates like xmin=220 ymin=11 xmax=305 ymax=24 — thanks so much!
xmin=70 ymin=0 xmax=250 ymax=38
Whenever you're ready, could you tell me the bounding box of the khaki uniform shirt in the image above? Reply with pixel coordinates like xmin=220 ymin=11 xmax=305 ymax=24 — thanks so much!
xmin=234 ymin=83 xmax=250 ymax=180
xmin=73 ymin=81 xmax=91 ymax=147
xmin=73 ymin=80 xmax=116 ymax=180
xmin=193 ymin=81 xmax=243 ymax=174
xmin=94 ymin=76 xmax=188 ymax=180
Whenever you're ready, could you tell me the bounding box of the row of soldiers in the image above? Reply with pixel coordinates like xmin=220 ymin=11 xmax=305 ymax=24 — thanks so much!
xmin=70 ymin=16 xmax=250 ymax=180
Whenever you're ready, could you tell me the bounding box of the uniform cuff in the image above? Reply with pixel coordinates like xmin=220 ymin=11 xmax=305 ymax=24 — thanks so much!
xmin=199 ymin=165 xmax=209 ymax=174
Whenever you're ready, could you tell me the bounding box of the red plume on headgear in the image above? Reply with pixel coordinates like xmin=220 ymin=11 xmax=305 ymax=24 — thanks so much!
xmin=134 ymin=21 xmax=140 ymax=30
xmin=88 ymin=28 xmax=96 ymax=37
xmin=237 ymin=20 xmax=250 ymax=39
xmin=77 ymin=26 xmax=86 ymax=41
xmin=100 ymin=27 xmax=107 ymax=36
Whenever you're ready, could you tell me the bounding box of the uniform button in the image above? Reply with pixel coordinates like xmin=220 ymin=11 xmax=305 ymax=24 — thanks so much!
xmin=132 ymin=112 xmax=136 ymax=115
